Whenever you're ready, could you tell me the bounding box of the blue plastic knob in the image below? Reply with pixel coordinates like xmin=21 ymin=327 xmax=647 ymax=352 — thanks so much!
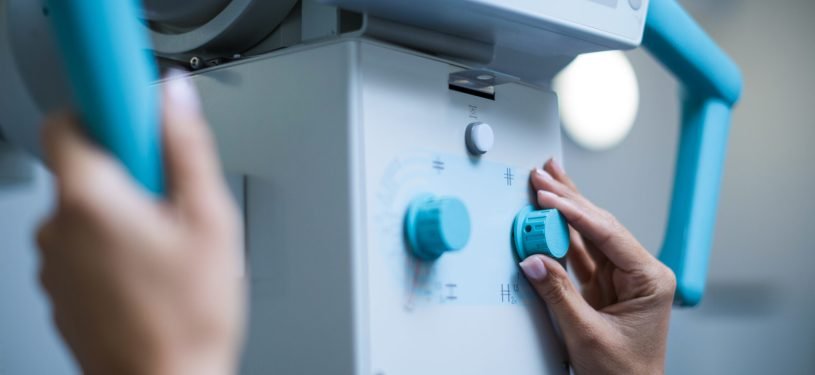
xmin=513 ymin=206 xmax=570 ymax=260
xmin=405 ymin=194 xmax=471 ymax=260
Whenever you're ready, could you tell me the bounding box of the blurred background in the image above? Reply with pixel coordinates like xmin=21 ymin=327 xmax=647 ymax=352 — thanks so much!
xmin=565 ymin=0 xmax=815 ymax=373
xmin=1 ymin=0 xmax=813 ymax=373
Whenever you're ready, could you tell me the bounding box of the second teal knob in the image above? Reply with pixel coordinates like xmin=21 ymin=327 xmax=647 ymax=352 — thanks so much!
xmin=513 ymin=206 xmax=570 ymax=260
xmin=405 ymin=194 xmax=471 ymax=260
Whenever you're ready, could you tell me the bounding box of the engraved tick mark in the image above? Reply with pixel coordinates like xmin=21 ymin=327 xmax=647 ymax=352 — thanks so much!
xmin=432 ymin=158 xmax=445 ymax=173
xmin=504 ymin=168 xmax=514 ymax=186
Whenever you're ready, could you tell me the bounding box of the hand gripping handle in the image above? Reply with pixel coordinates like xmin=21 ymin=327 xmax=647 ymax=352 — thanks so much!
xmin=45 ymin=0 xmax=164 ymax=194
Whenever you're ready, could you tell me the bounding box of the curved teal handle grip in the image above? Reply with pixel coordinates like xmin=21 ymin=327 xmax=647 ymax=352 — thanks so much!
xmin=45 ymin=0 xmax=164 ymax=195
xmin=644 ymin=0 xmax=743 ymax=306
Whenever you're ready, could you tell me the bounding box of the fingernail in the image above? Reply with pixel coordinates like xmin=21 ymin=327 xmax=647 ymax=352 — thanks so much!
xmin=536 ymin=168 xmax=552 ymax=180
xmin=165 ymin=70 xmax=201 ymax=115
xmin=550 ymin=158 xmax=565 ymax=175
xmin=520 ymin=256 xmax=548 ymax=281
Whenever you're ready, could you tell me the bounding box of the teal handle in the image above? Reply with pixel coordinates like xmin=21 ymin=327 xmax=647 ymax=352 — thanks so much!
xmin=644 ymin=0 xmax=743 ymax=306
xmin=45 ymin=0 xmax=164 ymax=195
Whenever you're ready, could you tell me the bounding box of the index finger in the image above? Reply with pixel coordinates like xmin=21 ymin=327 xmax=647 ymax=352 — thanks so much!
xmin=535 ymin=181 xmax=654 ymax=273
xmin=161 ymin=75 xmax=235 ymax=226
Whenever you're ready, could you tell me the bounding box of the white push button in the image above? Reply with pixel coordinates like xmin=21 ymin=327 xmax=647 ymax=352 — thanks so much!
xmin=465 ymin=122 xmax=494 ymax=155
xmin=629 ymin=0 xmax=642 ymax=10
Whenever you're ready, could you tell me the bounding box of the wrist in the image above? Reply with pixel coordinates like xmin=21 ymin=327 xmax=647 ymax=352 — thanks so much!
xmin=151 ymin=348 xmax=238 ymax=375
xmin=150 ymin=357 xmax=236 ymax=375
xmin=80 ymin=348 xmax=237 ymax=375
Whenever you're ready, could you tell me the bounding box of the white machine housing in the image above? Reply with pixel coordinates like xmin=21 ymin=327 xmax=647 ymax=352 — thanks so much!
xmin=0 ymin=1 xmax=651 ymax=374
xmin=327 ymin=0 xmax=650 ymax=83
xmin=202 ymin=37 xmax=567 ymax=375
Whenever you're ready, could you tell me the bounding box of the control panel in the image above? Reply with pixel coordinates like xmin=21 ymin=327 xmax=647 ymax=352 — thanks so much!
xmin=146 ymin=39 xmax=575 ymax=374
xmin=359 ymin=43 xmax=569 ymax=374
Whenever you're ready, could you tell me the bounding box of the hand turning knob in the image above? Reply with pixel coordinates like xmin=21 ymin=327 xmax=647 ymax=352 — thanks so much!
xmin=513 ymin=206 xmax=570 ymax=260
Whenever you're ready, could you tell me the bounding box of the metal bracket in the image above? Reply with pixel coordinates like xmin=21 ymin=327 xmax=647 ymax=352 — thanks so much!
xmin=448 ymin=69 xmax=520 ymax=99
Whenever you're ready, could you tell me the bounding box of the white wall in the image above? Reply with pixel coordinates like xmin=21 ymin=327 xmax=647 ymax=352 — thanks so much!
xmin=0 ymin=149 xmax=76 ymax=374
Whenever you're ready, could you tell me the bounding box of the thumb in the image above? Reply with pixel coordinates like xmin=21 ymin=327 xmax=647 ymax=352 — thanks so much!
xmin=520 ymin=255 xmax=600 ymax=339
xmin=162 ymin=72 xmax=231 ymax=222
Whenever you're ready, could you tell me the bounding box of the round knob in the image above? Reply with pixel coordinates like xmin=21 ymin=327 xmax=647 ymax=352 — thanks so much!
xmin=465 ymin=122 xmax=495 ymax=155
xmin=405 ymin=195 xmax=471 ymax=260
xmin=513 ymin=206 xmax=570 ymax=260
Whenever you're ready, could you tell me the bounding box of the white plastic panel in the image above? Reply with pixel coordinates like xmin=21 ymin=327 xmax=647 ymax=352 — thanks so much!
xmin=189 ymin=39 xmax=570 ymax=374
xmin=358 ymin=43 xmax=568 ymax=374
xmin=326 ymin=0 xmax=648 ymax=52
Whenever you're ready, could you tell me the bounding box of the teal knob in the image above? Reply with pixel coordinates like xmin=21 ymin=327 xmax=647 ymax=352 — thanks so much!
xmin=405 ymin=194 xmax=471 ymax=260
xmin=513 ymin=206 xmax=570 ymax=259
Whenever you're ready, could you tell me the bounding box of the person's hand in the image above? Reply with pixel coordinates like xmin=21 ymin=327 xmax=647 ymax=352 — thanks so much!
xmin=519 ymin=159 xmax=676 ymax=375
xmin=36 ymin=76 xmax=245 ymax=375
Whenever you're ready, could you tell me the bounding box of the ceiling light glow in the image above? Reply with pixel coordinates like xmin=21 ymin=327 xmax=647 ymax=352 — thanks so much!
xmin=553 ymin=51 xmax=640 ymax=151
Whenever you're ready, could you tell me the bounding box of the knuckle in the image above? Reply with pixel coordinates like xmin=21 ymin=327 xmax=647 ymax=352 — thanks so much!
xmin=531 ymin=173 xmax=548 ymax=191
xmin=593 ymin=210 xmax=628 ymax=247
xmin=565 ymin=179 xmax=581 ymax=194
xmin=561 ymin=188 xmax=579 ymax=200
xmin=542 ymin=282 xmax=568 ymax=306
xmin=555 ymin=181 xmax=579 ymax=199
xmin=595 ymin=228 xmax=617 ymax=250
xmin=645 ymin=262 xmax=678 ymax=298
xmin=568 ymin=207 xmax=587 ymax=227
xmin=601 ymin=209 xmax=621 ymax=230
xmin=658 ymin=265 xmax=678 ymax=296
xmin=540 ymin=272 xmax=571 ymax=306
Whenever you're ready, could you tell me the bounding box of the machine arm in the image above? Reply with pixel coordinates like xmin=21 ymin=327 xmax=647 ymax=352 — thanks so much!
xmin=45 ymin=0 xmax=164 ymax=194
xmin=643 ymin=0 xmax=743 ymax=306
